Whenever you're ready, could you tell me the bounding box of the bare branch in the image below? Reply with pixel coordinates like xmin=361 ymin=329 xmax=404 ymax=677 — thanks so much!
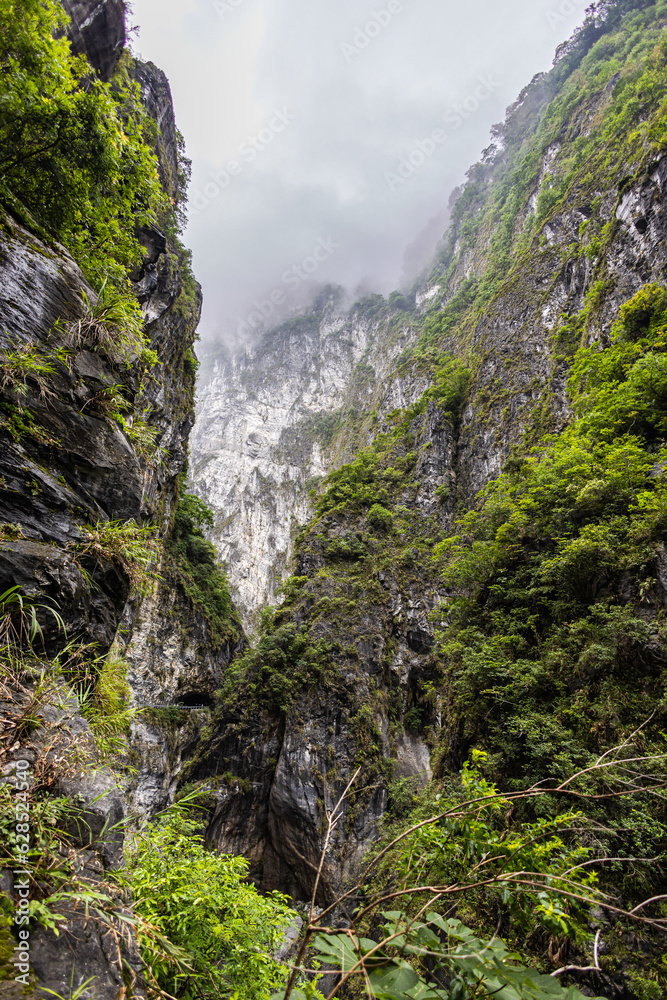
xmin=630 ymin=894 xmax=667 ymax=914
xmin=552 ymin=928 xmax=602 ymax=977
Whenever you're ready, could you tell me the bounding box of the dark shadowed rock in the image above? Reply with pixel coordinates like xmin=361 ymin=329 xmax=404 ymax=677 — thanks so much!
xmin=62 ymin=0 xmax=126 ymax=81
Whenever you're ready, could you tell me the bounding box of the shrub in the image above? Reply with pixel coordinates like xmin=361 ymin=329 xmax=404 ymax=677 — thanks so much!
xmin=79 ymin=655 xmax=137 ymax=763
xmin=122 ymin=809 xmax=298 ymax=1000
xmin=169 ymin=492 xmax=240 ymax=643
xmin=0 ymin=0 xmax=167 ymax=286
xmin=65 ymin=282 xmax=148 ymax=365
xmin=368 ymin=503 xmax=394 ymax=531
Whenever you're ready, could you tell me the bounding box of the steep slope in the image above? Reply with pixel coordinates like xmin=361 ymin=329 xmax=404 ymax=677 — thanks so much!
xmin=0 ymin=3 xmax=239 ymax=997
xmin=193 ymin=289 xmax=429 ymax=626
xmin=189 ymin=2 xmax=667 ymax=994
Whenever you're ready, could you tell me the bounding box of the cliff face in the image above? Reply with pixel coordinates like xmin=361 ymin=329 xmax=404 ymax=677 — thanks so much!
xmin=193 ymin=291 xmax=430 ymax=627
xmin=61 ymin=0 xmax=126 ymax=81
xmin=0 ymin=4 xmax=233 ymax=997
xmin=187 ymin=9 xmax=667 ymax=987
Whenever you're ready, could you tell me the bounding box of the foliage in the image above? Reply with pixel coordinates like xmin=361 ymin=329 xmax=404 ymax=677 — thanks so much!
xmin=312 ymin=353 xmax=470 ymax=522
xmin=183 ymin=347 xmax=199 ymax=382
xmin=409 ymin=0 xmax=667 ymax=373
xmin=74 ymin=519 xmax=158 ymax=594
xmin=311 ymin=913 xmax=595 ymax=1000
xmin=78 ymin=655 xmax=137 ymax=763
xmin=0 ymin=584 xmax=64 ymax=661
xmin=0 ymin=779 xmax=129 ymax=940
xmin=122 ymin=807 xmax=301 ymax=1000
xmin=218 ymin=615 xmax=334 ymax=714
xmin=65 ymin=281 xmax=153 ymax=367
xmin=0 ymin=0 xmax=168 ymax=287
xmin=169 ymin=491 xmax=240 ymax=644
xmin=368 ymin=503 xmax=394 ymax=531
xmin=432 ymin=286 xmax=667 ymax=788
xmin=383 ymin=753 xmax=599 ymax=944
xmin=0 ymin=343 xmax=56 ymax=400
xmin=280 ymin=746 xmax=667 ymax=1000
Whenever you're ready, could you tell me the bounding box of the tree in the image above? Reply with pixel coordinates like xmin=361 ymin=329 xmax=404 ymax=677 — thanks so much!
xmin=0 ymin=0 xmax=167 ymax=286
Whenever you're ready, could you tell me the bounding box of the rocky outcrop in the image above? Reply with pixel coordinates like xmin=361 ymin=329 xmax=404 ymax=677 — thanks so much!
xmin=117 ymin=567 xmax=241 ymax=817
xmin=62 ymin=0 xmax=126 ymax=81
xmin=453 ymin=153 xmax=667 ymax=505
xmin=131 ymin=61 xmax=182 ymax=204
xmin=0 ymin=193 xmax=195 ymax=652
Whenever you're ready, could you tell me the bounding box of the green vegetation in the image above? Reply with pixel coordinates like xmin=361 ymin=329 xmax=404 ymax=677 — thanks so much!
xmin=0 ymin=0 xmax=167 ymax=286
xmin=4 ymin=2 xmax=667 ymax=999
xmin=313 ymin=915 xmax=594 ymax=1000
xmin=74 ymin=518 xmax=158 ymax=594
xmin=433 ymin=285 xmax=667 ymax=786
xmin=281 ymin=747 xmax=667 ymax=1000
xmin=310 ymin=353 xmax=469 ymax=523
xmin=0 ymin=584 xmax=64 ymax=657
xmin=169 ymin=491 xmax=241 ymax=643
xmin=65 ymin=281 xmax=154 ymax=367
xmin=217 ymin=612 xmax=335 ymax=714
xmin=122 ymin=805 xmax=310 ymax=1000
xmin=404 ymin=286 xmax=667 ymax=989
xmin=0 ymin=343 xmax=57 ymax=399
xmin=78 ymin=655 xmax=136 ymax=763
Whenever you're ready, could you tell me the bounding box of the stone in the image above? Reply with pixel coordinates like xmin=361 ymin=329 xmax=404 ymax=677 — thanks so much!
xmin=62 ymin=0 xmax=126 ymax=81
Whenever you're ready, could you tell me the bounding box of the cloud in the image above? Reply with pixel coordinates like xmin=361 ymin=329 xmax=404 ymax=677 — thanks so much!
xmin=130 ymin=0 xmax=587 ymax=344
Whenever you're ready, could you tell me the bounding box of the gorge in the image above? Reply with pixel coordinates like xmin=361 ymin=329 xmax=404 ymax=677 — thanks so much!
xmin=1 ymin=1 xmax=667 ymax=999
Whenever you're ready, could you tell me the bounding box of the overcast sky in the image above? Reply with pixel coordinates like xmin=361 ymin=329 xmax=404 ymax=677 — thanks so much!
xmin=129 ymin=0 xmax=587 ymax=345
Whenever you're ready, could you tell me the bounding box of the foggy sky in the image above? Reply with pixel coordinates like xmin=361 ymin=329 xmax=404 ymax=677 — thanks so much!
xmin=129 ymin=0 xmax=588 ymax=345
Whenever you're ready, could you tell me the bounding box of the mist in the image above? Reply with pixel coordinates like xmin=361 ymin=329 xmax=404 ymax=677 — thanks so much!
xmin=129 ymin=0 xmax=588 ymax=345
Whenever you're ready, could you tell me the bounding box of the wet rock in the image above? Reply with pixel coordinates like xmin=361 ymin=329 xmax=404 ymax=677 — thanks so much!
xmin=62 ymin=0 xmax=126 ymax=81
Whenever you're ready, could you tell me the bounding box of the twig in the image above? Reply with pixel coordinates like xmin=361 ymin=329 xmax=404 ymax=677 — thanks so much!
xmin=552 ymin=928 xmax=601 ymax=976
xmin=282 ymin=768 xmax=361 ymax=1000
xmin=630 ymin=894 xmax=667 ymax=914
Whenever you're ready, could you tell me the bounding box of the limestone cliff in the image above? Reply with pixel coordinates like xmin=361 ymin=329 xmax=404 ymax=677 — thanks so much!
xmin=193 ymin=289 xmax=429 ymax=627
xmin=187 ymin=6 xmax=667 ymax=995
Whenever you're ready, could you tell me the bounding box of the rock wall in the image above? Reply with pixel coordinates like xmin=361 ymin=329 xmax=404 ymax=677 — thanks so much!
xmin=192 ymin=289 xmax=430 ymax=627
xmin=0 ymin=4 xmax=233 ymax=997
xmin=62 ymin=0 xmax=126 ymax=81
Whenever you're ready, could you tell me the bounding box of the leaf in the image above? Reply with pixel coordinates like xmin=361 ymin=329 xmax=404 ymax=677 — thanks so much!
xmin=369 ymin=960 xmax=420 ymax=997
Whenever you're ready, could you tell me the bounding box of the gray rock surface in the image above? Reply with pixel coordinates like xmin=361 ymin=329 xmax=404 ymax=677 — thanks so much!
xmin=0 ymin=17 xmax=221 ymax=999
xmin=62 ymin=0 xmax=126 ymax=81
xmin=192 ymin=290 xmax=429 ymax=627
